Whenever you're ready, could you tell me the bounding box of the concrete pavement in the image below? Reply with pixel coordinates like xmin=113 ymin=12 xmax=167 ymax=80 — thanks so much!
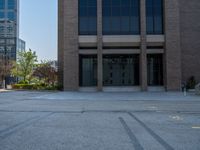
xmin=0 ymin=91 xmax=200 ymax=150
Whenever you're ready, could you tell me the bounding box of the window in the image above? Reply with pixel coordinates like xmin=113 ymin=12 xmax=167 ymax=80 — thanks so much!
xmin=0 ymin=0 xmax=5 ymax=9
xmin=79 ymin=0 xmax=97 ymax=35
xmin=7 ymin=12 xmax=15 ymax=21
xmin=8 ymin=0 xmax=15 ymax=9
xmin=0 ymin=12 xmax=4 ymax=19
xmin=146 ymin=0 xmax=163 ymax=34
xmin=147 ymin=54 xmax=163 ymax=86
xmin=102 ymin=0 xmax=140 ymax=35
xmin=103 ymin=55 xmax=139 ymax=86
xmin=79 ymin=55 xmax=97 ymax=86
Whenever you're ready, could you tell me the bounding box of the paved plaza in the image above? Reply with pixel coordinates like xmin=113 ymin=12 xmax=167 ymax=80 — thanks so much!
xmin=0 ymin=91 xmax=200 ymax=150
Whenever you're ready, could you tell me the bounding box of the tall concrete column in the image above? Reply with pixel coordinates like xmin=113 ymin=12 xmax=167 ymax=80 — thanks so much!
xmin=63 ymin=0 xmax=79 ymax=91
xmin=140 ymin=0 xmax=148 ymax=91
xmin=97 ymin=0 xmax=103 ymax=91
xmin=58 ymin=0 xmax=64 ymax=87
xmin=164 ymin=0 xmax=182 ymax=91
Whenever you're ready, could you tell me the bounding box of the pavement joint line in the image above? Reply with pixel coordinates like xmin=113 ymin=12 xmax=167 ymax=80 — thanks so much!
xmin=119 ymin=117 xmax=144 ymax=150
xmin=0 ymin=109 xmax=200 ymax=114
xmin=128 ymin=112 xmax=174 ymax=150
xmin=0 ymin=112 xmax=54 ymax=140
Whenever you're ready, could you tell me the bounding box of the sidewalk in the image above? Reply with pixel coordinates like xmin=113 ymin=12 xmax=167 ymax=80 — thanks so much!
xmin=0 ymin=89 xmax=11 ymax=93
xmin=35 ymin=91 xmax=200 ymax=101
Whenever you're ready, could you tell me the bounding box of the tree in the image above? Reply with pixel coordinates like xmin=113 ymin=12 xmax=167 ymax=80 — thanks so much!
xmin=32 ymin=61 xmax=57 ymax=85
xmin=11 ymin=49 xmax=37 ymax=82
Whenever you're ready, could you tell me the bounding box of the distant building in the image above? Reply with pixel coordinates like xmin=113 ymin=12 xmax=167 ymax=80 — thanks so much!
xmin=49 ymin=60 xmax=58 ymax=71
xmin=58 ymin=0 xmax=200 ymax=91
xmin=17 ymin=38 xmax=25 ymax=52
xmin=0 ymin=0 xmax=25 ymax=61
xmin=0 ymin=0 xmax=25 ymax=85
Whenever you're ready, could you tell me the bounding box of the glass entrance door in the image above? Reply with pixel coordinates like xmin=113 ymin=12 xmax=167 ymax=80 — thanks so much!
xmin=103 ymin=55 xmax=139 ymax=86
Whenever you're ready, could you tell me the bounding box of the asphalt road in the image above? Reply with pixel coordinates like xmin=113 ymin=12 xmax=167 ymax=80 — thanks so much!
xmin=0 ymin=91 xmax=200 ymax=150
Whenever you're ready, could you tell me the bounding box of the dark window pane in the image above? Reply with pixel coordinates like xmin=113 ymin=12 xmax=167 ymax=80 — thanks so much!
xmin=88 ymin=0 xmax=97 ymax=6
xmin=147 ymin=54 xmax=163 ymax=86
xmin=79 ymin=0 xmax=97 ymax=35
xmin=102 ymin=0 xmax=140 ymax=35
xmin=103 ymin=6 xmax=111 ymax=17
xmin=8 ymin=0 xmax=15 ymax=9
xmin=103 ymin=17 xmax=111 ymax=34
xmin=79 ymin=0 xmax=87 ymax=7
xmin=130 ymin=17 xmax=139 ymax=34
xmin=146 ymin=0 xmax=163 ymax=34
xmin=103 ymin=0 xmax=111 ymax=6
xmin=121 ymin=7 xmax=130 ymax=16
xmin=80 ymin=55 xmax=97 ymax=87
xmin=0 ymin=0 xmax=5 ymax=9
xmin=121 ymin=17 xmax=130 ymax=33
xmin=79 ymin=17 xmax=88 ymax=34
xmin=112 ymin=7 xmax=120 ymax=16
xmin=79 ymin=7 xmax=87 ymax=17
xmin=7 ymin=12 xmax=15 ymax=21
xmin=88 ymin=7 xmax=97 ymax=16
xmin=111 ymin=17 xmax=121 ymax=34
xmin=112 ymin=0 xmax=120 ymax=6
xmin=0 ymin=12 xmax=4 ymax=18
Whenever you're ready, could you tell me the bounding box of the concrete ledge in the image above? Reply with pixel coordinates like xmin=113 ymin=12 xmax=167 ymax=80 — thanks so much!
xmin=79 ymin=36 xmax=97 ymax=47
xmin=103 ymin=35 xmax=140 ymax=46
xmin=148 ymin=86 xmax=165 ymax=92
xmin=103 ymin=86 xmax=141 ymax=92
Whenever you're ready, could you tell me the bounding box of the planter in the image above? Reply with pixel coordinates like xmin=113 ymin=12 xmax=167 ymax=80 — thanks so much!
xmin=6 ymin=85 xmax=12 ymax=90
xmin=195 ymin=83 xmax=200 ymax=95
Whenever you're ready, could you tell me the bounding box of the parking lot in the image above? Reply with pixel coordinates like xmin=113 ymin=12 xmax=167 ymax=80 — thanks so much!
xmin=0 ymin=91 xmax=200 ymax=150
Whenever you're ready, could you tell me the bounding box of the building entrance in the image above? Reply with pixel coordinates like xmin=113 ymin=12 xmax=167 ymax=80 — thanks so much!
xmin=103 ymin=55 xmax=139 ymax=86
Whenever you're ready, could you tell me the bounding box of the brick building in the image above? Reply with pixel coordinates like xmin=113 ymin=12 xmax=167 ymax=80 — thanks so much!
xmin=58 ymin=0 xmax=200 ymax=91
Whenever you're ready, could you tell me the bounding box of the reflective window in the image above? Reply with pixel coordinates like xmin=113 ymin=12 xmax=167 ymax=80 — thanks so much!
xmin=79 ymin=55 xmax=97 ymax=86
xmin=0 ymin=12 xmax=4 ymax=18
xmin=0 ymin=0 xmax=5 ymax=9
xmin=79 ymin=0 xmax=97 ymax=35
xmin=8 ymin=0 xmax=15 ymax=9
xmin=147 ymin=54 xmax=163 ymax=86
xmin=103 ymin=0 xmax=140 ymax=35
xmin=103 ymin=55 xmax=139 ymax=86
xmin=146 ymin=0 xmax=163 ymax=34
xmin=7 ymin=12 xmax=15 ymax=21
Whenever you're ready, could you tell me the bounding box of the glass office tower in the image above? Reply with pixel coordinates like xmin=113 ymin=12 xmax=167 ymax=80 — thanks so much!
xmin=0 ymin=0 xmax=19 ymax=61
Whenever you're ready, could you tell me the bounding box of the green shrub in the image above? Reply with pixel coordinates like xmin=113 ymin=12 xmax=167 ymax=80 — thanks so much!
xmin=18 ymin=80 xmax=29 ymax=84
xmin=12 ymin=84 xmax=35 ymax=90
xmin=12 ymin=83 xmax=60 ymax=91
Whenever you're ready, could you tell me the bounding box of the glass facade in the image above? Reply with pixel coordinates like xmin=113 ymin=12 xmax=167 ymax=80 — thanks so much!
xmin=103 ymin=55 xmax=139 ymax=86
xmin=79 ymin=0 xmax=97 ymax=35
xmin=102 ymin=0 xmax=140 ymax=35
xmin=147 ymin=54 xmax=163 ymax=86
xmin=146 ymin=0 xmax=163 ymax=34
xmin=0 ymin=0 xmax=18 ymax=61
xmin=8 ymin=0 xmax=15 ymax=9
xmin=79 ymin=55 xmax=97 ymax=86
xmin=0 ymin=12 xmax=4 ymax=18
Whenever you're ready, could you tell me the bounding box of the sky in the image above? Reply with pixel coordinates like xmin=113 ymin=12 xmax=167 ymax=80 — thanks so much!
xmin=19 ymin=0 xmax=58 ymax=61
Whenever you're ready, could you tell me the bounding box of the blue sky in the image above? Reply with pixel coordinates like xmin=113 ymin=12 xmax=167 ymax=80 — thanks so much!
xmin=20 ymin=0 xmax=57 ymax=61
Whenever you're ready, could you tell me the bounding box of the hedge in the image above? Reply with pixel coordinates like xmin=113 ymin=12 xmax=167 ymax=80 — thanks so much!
xmin=12 ymin=84 xmax=41 ymax=90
